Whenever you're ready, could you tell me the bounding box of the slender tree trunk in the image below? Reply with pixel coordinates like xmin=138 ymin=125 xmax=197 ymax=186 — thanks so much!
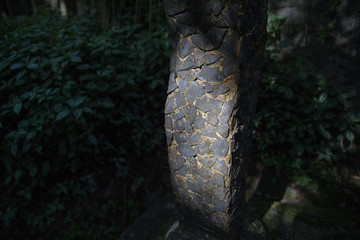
xmin=163 ymin=0 xmax=267 ymax=238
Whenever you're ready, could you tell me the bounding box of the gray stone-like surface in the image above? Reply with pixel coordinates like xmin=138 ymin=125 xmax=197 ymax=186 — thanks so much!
xmin=186 ymin=179 xmax=202 ymax=194
xmin=202 ymin=124 xmax=217 ymax=138
xmin=213 ymin=188 xmax=226 ymax=201
xmin=215 ymin=123 xmax=229 ymax=138
xmin=177 ymin=144 xmax=197 ymax=157
xmin=165 ymin=115 xmax=173 ymax=129
xmin=170 ymin=33 xmax=180 ymax=49
xmin=180 ymin=57 xmax=197 ymax=70
xmin=193 ymin=115 xmax=205 ymax=129
xmin=176 ymin=13 xmax=199 ymax=27
xmin=223 ymin=6 xmax=238 ymax=29
xmin=174 ymin=108 xmax=187 ymax=120
xmin=178 ymin=70 xmax=198 ymax=81
xmin=200 ymin=165 xmax=212 ymax=180
xmin=205 ymin=54 xmax=221 ymax=64
xmin=198 ymin=66 xmax=225 ymax=82
xmin=219 ymin=33 xmax=237 ymax=60
xmin=215 ymin=17 xmax=228 ymax=28
xmin=177 ymin=22 xmax=197 ymax=37
xmin=167 ymin=73 xmax=178 ymax=94
xmin=194 ymin=50 xmax=205 ymax=67
xmin=170 ymin=53 xmax=177 ymax=72
xmin=187 ymin=165 xmax=200 ymax=176
xmin=166 ymin=130 xmax=173 ymax=146
xmin=176 ymin=155 xmax=186 ymax=168
xmin=174 ymin=119 xmax=185 ymax=132
xmin=206 ymin=111 xmax=218 ymax=125
xmin=223 ymin=58 xmax=235 ymax=76
xmin=213 ymin=198 xmax=226 ymax=212
xmin=179 ymin=38 xmax=195 ymax=59
xmin=211 ymin=0 xmax=225 ymax=16
xmin=203 ymin=157 xmax=216 ymax=168
xmin=185 ymin=120 xmax=194 ymax=134
xmin=214 ymin=173 xmax=224 ymax=187
xmin=186 ymin=82 xmax=205 ymax=104
xmin=195 ymin=97 xmax=222 ymax=113
xmin=187 ymin=106 xmax=197 ymax=125
xmin=219 ymin=100 xmax=235 ymax=123
xmin=174 ymin=132 xmax=188 ymax=144
xmin=189 ymin=133 xmax=203 ymax=145
xmin=165 ymin=96 xmax=175 ymax=114
xmin=212 ymin=139 xmax=229 ymax=157
xmin=199 ymin=16 xmax=212 ymax=32
xmin=210 ymin=27 xmax=227 ymax=48
xmin=163 ymin=0 xmax=188 ymax=16
xmin=175 ymin=93 xmax=186 ymax=108
xmin=178 ymin=78 xmax=188 ymax=93
xmin=168 ymin=155 xmax=183 ymax=171
xmin=205 ymin=83 xmax=214 ymax=93
xmin=212 ymin=84 xmax=229 ymax=98
xmin=214 ymin=160 xmax=227 ymax=173
xmin=196 ymin=139 xmax=211 ymax=155
xmin=192 ymin=33 xmax=214 ymax=51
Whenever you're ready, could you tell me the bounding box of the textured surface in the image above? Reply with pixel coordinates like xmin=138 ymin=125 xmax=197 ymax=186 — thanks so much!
xmin=163 ymin=0 xmax=267 ymax=238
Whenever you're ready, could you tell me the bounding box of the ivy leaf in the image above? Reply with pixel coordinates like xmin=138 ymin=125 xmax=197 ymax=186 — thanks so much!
xmin=14 ymin=169 xmax=22 ymax=182
xmin=55 ymin=109 xmax=71 ymax=121
xmin=345 ymin=131 xmax=354 ymax=142
xmin=67 ymin=96 xmax=86 ymax=108
xmin=10 ymin=62 xmax=25 ymax=70
xmin=11 ymin=144 xmax=18 ymax=157
xmin=318 ymin=93 xmax=327 ymax=103
xmin=70 ymin=55 xmax=82 ymax=63
xmin=27 ymin=63 xmax=39 ymax=69
xmin=13 ymin=102 xmax=23 ymax=115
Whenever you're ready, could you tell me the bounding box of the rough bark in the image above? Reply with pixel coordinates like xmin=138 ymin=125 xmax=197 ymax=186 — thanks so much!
xmin=163 ymin=0 xmax=267 ymax=238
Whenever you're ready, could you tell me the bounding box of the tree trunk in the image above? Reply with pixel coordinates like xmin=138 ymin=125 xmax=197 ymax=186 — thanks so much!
xmin=163 ymin=0 xmax=267 ymax=238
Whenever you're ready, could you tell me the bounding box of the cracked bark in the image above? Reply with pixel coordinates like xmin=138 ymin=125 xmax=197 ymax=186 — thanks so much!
xmin=163 ymin=0 xmax=267 ymax=238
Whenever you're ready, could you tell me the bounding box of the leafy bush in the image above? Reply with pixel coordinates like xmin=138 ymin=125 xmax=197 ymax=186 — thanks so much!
xmin=253 ymin=14 xmax=360 ymax=188
xmin=0 ymin=7 xmax=169 ymax=239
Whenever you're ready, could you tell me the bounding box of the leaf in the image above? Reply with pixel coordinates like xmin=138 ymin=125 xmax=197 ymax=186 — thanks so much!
xmin=11 ymin=144 xmax=18 ymax=157
xmin=0 ymin=122 xmax=3 ymax=128
xmin=67 ymin=96 xmax=86 ymax=108
xmin=13 ymin=102 xmax=23 ymax=115
xmin=88 ymin=135 xmax=98 ymax=145
xmin=299 ymin=70 xmax=306 ymax=80
xmin=26 ymin=130 xmax=37 ymax=141
xmin=29 ymin=165 xmax=38 ymax=177
xmin=16 ymin=69 xmax=27 ymax=81
xmin=27 ymin=63 xmax=39 ymax=69
xmin=149 ymin=80 xmax=157 ymax=89
xmin=318 ymin=93 xmax=327 ymax=103
xmin=10 ymin=62 xmax=25 ymax=70
xmin=14 ymin=169 xmax=22 ymax=181
xmin=42 ymin=162 xmax=50 ymax=176
xmin=76 ymin=64 xmax=92 ymax=70
xmin=73 ymin=108 xmax=83 ymax=120
xmin=101 ymin=100 xmax=115 ymax=108
xmin=55 ymin=109 xmax=71 ymax=121
xmin=70 ymin=55 xmax=82 ymax=63
xmin=345 ymin=131 xmax=354 ymax=142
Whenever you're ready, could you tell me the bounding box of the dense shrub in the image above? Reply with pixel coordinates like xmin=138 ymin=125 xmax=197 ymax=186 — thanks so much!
xmin=0 ymin=8 xmax=169 ymax=239
xmin=253 ymin=14 xmax=360 ymax=188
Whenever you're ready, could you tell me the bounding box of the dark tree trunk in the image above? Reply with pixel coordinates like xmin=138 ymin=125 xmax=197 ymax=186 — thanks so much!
xmin=163 ymin=0 xmax=267 ymax=238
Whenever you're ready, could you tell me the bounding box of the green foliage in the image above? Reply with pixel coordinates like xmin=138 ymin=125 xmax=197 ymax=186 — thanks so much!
xmin=254 ymin=15 xmax=360 ymax=188
xmin=0 ymin=7 xmax=169 ymax=239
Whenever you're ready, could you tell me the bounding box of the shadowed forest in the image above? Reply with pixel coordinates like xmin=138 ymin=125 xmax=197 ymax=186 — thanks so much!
xmin=0 ymin=0 xmax=359 ymax=239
